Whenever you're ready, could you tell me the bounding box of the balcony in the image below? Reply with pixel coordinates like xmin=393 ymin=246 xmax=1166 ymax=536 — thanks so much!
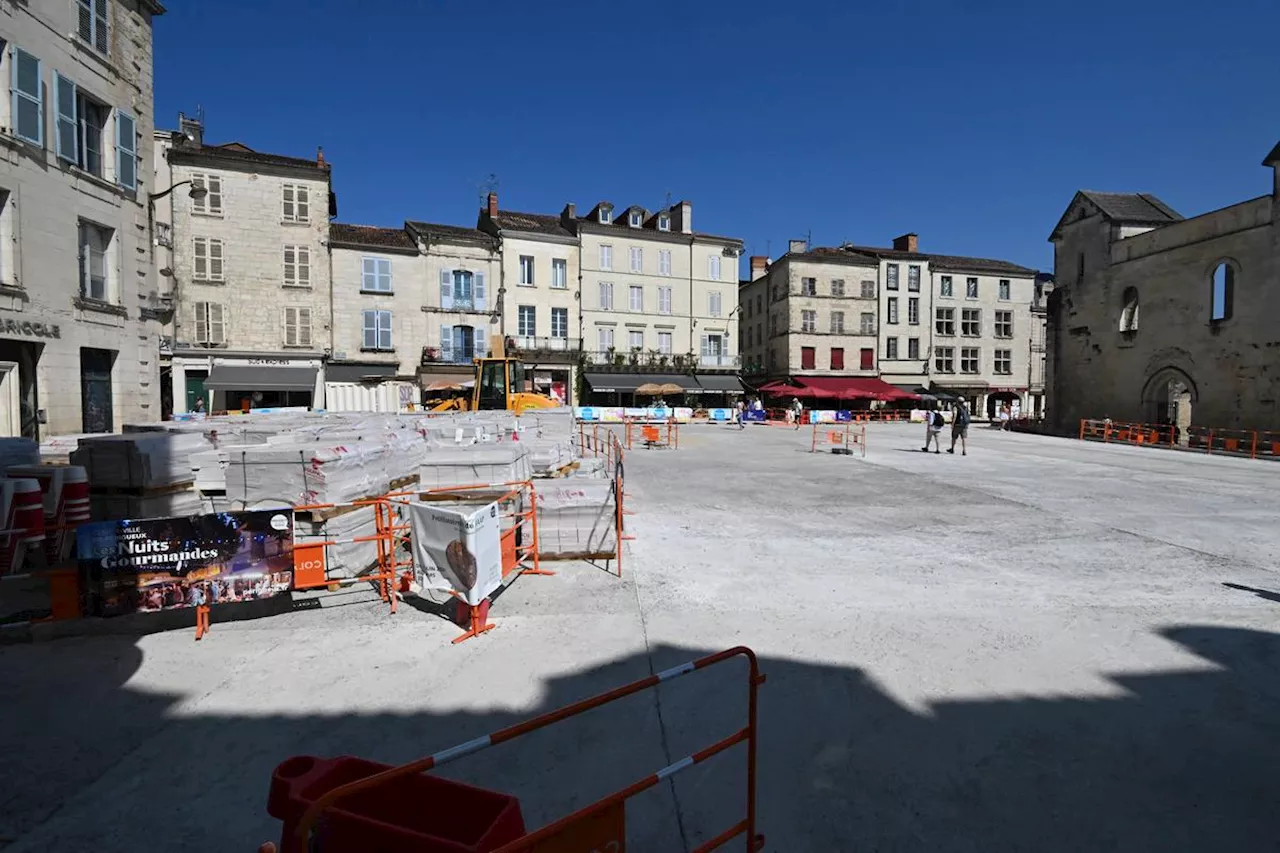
xmin=421 ymin=345 xmax=477 ymax=366
xmin=508 ymin=336 xmax=581 ymax=362
xmin=698 ymin=353 xmax=740 ymax=369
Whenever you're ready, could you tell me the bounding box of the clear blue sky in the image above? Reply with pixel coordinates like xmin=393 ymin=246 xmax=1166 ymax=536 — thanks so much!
xmin=154 ymin=0 xmax=1279 ymax=275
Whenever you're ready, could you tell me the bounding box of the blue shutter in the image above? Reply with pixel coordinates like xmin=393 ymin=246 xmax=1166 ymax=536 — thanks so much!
xmin=11 ymin=48 xmax=43 ymax=146
xmin=440 ymin=269 xmax=453 ymax=309
xmin=54 ymin=72 xmax=78 ymax=162
xmin=362 ymin=310 xmax=375 ymax=349
xmin=115 ymin=110 xmax=136 ymax=189
xmin=440 ymin=324 xmax=453 ymax=362
xmin=474 ymin=271 xmax=486 ymax=311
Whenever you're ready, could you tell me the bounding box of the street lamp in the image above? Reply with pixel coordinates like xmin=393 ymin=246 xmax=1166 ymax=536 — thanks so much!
xmin=149 ymin=180 xmax=208 ymax=203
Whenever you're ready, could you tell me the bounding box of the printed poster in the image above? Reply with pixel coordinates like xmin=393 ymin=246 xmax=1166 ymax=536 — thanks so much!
xmin=409 ymin=500 xmax=503 ymax=606
xmin=76 ymin=509 xmax=295 ymax=617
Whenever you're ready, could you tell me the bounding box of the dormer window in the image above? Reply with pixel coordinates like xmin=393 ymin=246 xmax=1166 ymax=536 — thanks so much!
xmin=629 ymin=210 xmax=643 ymax=228
xmin=658 ymin=215 xmax=670 ymax=232
xmin=599 ymin=205 xmax=613 ymax=224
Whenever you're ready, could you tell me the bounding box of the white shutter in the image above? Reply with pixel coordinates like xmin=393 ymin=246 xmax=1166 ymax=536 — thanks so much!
xmin=298 ymin=247 xmax=311 ymax=285
xmin=209 ymin=240 xmax=224 ymax=281
xmin=193 ymin=238 xmax=207 ymax=279
xmin=297 ymin=186 xmax=310 ymax=222
xmin=208 ymin=176 xmax=222 ymax=213
xmin=298 ymin=307 xmax=312 ymax=348
xmin=362 ymin=310 xmax=375 ymax=349
xmin=282 ymin=185 xmax=294 ymax=221
xmin=378 ymin=311 xmax=393 ymax=350
xmin=362 ymin=257 xmax=376 ymax=291
xmin=700 ymin=335 xmax=710 ymax=357
xmin=283 ymin=246 xmax=296 ymax=285
xmin=284 ymin=307 xmax=296 ymax=346
xmin=194 ymin=303 xmax=208 ymax=343
xmin=440 ymin=269 xmax=454 ymax=309
xmin=440 ymin=325 xmax=454 ymax=362
xmin=210 ymin=304 xmax=225 ymax=344
xmin=474 ymin=272 xmax=486 ymax=311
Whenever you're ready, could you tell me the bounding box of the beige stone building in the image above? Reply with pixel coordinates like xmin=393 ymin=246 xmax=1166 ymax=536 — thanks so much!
xmin=156 ymin=118 xmax=332 ymax=413
xmin=0 ymin=0 xmax=165 ymax=438
xmin=1046 ymin=147 xmax=1280 ymax=435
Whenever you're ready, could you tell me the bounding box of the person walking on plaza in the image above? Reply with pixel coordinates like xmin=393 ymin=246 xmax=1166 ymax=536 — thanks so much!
xmin=948 ymin=401 xmax=971 ymax=455
xmin=791 ymin=397 xmax=804 ymax=430
xmin=922 ymin=409 xmax=944 ymax=453
xmin=735 ymin=399 xmax=746 ymax=430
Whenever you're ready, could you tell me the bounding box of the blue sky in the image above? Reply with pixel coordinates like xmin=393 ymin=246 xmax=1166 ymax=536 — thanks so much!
xmin=154 ymin=0 xmax=1279 ymax=274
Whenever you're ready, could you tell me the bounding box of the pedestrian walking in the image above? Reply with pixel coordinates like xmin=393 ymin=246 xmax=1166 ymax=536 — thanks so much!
xmin=922 ymin=409 xmax=944 ymax=453
xmin=736 ymin=399 xmax=746 ymax=430
xmin=792 ymin=397 xmax=804 ymax=430
xmin=948 ymin=402 xmax=971 ymax=455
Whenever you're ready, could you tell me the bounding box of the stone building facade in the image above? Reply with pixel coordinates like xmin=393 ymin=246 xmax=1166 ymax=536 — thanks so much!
xmin=0 ymin=0 xmax=165 ymax=438
xmin=157 ymin=119 xmax=332 ymax=413
xmin=1046 ymin=151 xmax=1280 ymax=435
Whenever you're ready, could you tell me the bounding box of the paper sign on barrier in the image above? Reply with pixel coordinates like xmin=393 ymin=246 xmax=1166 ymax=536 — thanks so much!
xmin=409 ymin=501 xmax=503 ymax=606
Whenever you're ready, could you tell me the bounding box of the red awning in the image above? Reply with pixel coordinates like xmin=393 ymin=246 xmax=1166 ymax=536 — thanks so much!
xmin=795 ymin=377 xmax=919 ymax=401
xmin=758 ymin=380 xmax=837 ymax=399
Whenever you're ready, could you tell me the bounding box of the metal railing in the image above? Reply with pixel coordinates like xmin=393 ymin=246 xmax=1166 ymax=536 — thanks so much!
xmin=420 ymin=346 xmax=477 ymax=365
xmin=509 ymin=335 xmax=581 ymax=354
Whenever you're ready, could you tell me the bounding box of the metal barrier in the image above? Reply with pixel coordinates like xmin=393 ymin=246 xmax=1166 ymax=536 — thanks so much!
xmin=625 ymin=418 xmax=678 ymax=450
xmin=268 ymin=646 xmax=767 ymax=853
xmin=574 ymin=424 xmax=628 ymax=578
xmin=1080 ymin=419 xmax=1280 ymax=460
xmin=810 ymin=422 xmax=867 ymax=457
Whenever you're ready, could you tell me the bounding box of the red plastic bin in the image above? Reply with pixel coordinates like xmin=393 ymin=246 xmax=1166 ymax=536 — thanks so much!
xmin=267 ymin=755 xmax=526 ymax=853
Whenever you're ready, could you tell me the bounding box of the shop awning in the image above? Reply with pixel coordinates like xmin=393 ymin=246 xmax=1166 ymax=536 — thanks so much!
xmin=326 ymin=363 xmax=399 ymax=382
xmin=694 ymin=374 xmax=744 ymax=394
xmin=203 ymin=365 xmax=318 ymax=392
xmin=932 ymin=380 xmax=990 ymax=390
xmin=795 ymin=377 xmax=919 ymax=401
xmin=584 ymin=373 xmax=699 ymax=394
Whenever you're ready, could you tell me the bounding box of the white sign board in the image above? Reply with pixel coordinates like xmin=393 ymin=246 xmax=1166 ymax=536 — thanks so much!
xmin=409 ymin=500 xmax=503 ymax=606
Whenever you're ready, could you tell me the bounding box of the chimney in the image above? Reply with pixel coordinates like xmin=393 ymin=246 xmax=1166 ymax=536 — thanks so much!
xmin=670 ymin=200 xmax=693 ymax=234
xmin=562 ymin=202 xmax=576 ymax=220
xmin=893 ymin=233 xmax=919 ymax=253
xmin=788 ymin=239 xmax=807 ymax=255
xmin=487 ymin=192 xmax=499 ymax=218
xmin=178 ymin=111 xmax=203 ymax=148
xmin=317 ymin=146 xmax=325 ymax=168
xmin=749 ymin=256 xmax=769 ymax=280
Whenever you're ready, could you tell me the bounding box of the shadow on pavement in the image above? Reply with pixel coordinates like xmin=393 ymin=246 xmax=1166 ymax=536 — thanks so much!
xmin=1222 ymin=582 xmax=1280 ymax=605
xmin=3 ymin=624 xmax=1280 ymax=851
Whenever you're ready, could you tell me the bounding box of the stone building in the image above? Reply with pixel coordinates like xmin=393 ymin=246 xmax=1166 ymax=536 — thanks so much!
xmin=0 ymin=0 xmax=165 ymax=438
xmin=1046 ymin=149 xmax=1280 ymax=435
xmin=156 ymin=117 xmax=332 ymax=413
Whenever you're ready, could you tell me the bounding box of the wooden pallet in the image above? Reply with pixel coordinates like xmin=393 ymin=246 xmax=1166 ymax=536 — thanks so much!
xmin=294 ymin=474 xmax=421 ymax=522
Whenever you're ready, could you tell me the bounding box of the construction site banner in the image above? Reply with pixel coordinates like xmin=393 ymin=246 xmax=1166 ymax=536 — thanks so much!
xmin=75 ymin=509 xmax=295 ymax=617
xmin=409 ymin=500 xmax=503 ymax=606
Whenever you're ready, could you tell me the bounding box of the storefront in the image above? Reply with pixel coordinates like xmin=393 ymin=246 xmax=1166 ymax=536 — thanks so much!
xmin=169 ymin=352 xmax=323 ymax=414
xmin=0 ymin=333 xmax=44 ymax=439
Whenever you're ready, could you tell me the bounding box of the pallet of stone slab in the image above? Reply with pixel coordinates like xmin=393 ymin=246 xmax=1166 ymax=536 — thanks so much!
xmin=417 ymin=444 xmax=533 ymax=491
xmin=293 ymin=474 xmax=419 ymax=522
xmin=71 ymin=432 xmax=211 ymax=490
xmin=89 ymin=485 xmax=203 ymax=522
xmin=534 ymin=479 xmax=617 ymax=559
xmin=38 ymin=434 xmax=100 ymax=465
xmin=293 ymin=504 xmax=383 ymax=580
xmin=0 ymin=438 xmax=39 ymax=473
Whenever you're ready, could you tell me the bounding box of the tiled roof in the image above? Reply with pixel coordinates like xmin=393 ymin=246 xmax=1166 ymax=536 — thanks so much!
xmin=488 ymin=210 xmax=575 ymax=237
xmin=329 ymin=223 xmax=416 ymax=251
xmin=168 ymin=143 xmax=328 ymax=173
xmin=405 ymin=220 xmax=498 ymax=246
xmin=840 ymin=244 xmax=930 ymax=262
xmin=796 ymin=247 xmax=881 ymax=266
xmin=1078 ymin=191 xmax=1183 ymax=224
xmin=815 ymin=245 xmax=1036 ymax=276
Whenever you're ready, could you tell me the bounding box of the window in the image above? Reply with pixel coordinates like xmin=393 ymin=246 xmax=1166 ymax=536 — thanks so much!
xmin=709 ymin=291 xmax=722 ymax=317
xmin=859 ymin=348 xmax=874 ymax=370
xmin=908 ymin=338 xmax=919 ymax=360
xmin=191 ymin=174 xmax=223 ymax=215
xmin=282 ymin=184 xmax=310 ymax=223
xmin=961 ymin=308 xmax=981 ymax=336
xmin=940 ymin=275 xmax=953 ymax=297
xmin=998 ymin=279 xmax=1011 ymax=300
xmin=886 ymin=337 xmax=898 ymax=360
xmin=598 ymin=281 xmax=614 ymax=310
xmin=599 ymin=206 xmax=612 ymax=224
xmin=658 ymin=286 xmax=672 ymax=315
xmin=966 ymin=277 xmax=979 ymax=298
xmin=658 ymin=249 xmax=671 ymax=276
xmin=362 ymin=257 xmax=392 ymax=292
xmin=830 ymin=311 xmax=844 ymax=333
xmin=629 ymin=210 xmax=643 ymax=227
xmin=283 ymin=245 xmax=310 ymax=287
xmin=859 ymin=312 xmax=875 ymax=334
xmin=519 ymin=255 xmax=535 ymax=285
xmin=908 ymin=265 xmax=921 ymax=292
xmin=1119 ymin=288 xmax=1139 ymax=332
xmin=78 ymin=220 xmax=112 ymax=301
xmin=887 ymin=297 xmax=899 ymax=324
xmin=597 ymin=326 xmax=614 ymax=351
xmin=908 ymin=297 xmax=919 ymax=325
xmin=12 ymin=48 xmax=44 ymax=146
xmin=801 ymin=277 xmax=816 ymax=296
xmin=770 ymin=314 xmax=778 ymax=336
xmin=77 ymin=0 xmax=109 ymax=53
xmin=284 ymin=306 xmax=312 ymax=348
xmin=756 ymin=294 xmax=762 ymax=314
xmin=629 ymin=285 xmax=643 ymax=312
xmin=192 ymin=237 xmax=224 ymax=283
xmin=935 ymin=347 xmax=955 ymax=373
xmin=54 ymin=75 xmax=110 ymax=178
xmin=115 ymin=110 xmax=137 ymax=189
xmin=886 ymin=264 xmax=899 ymax=290
xmin=801 ymin=347 xmax=816 ymax=370
xmin=193 ymin=302 xmax=226 ymax=345
xmin=1211 ymin=262 xmax=1234 ymax=322
xmin=362 ymin=309 xmax=393 ymax=351
xmin=860 ymin=280 xmax=875 ymax=299
xmin=830 ymin=348 xmax=844 ymax=370
xmin=994 ymin=349 xmax=1012 ymax=375
xmin=551 ymin=258 xmax=567 ymax=288
xmin=628 ymin=330 xmax=644 ymax=350
xmin=1076 ymin=252 xmax=1085 ymax=285
xmin=629 ymin=247 xmax=643 ymax=272
xmin=551 ymin=307 xmax=568 ymax=338
xmin=599 ymin=245 xmax=613 ymax=270
xmin=658 ymin=214 xmax=670 ymax=232
xmin=708 ymin=254 xmax=722 ymax=280
xmin=995 ymin=310 xmax=1013 ymax=338
xmin=439 ymin=325 xmax=476 ymax=363
xmin=801 ymin=310 xmax=816 ymax=332
xmin=960 ymin=347 xmax=979 ymax=374
xmin=831 ymin=279 xmax=845 ymax=297
xmin=518 ymin=305 xmax=536 ymax=336
xmin=439 ymin=269 xmax=485 ymax=311
xmin=658 ymin=331 xmax=672 ymax=354
xmin=935 ymin=307 xmax=955 ymax=336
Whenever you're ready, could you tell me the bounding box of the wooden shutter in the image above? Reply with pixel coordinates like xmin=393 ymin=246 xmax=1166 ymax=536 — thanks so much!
xmin=297 ymin=247 xmax=310 ymax=285
xmin=93 ymin=0 xmax=108 ymax=51
xmin=209 ymin=239 xmax=224 ymax=281
xmin=116 ymin=111 xmax=137 ymax=189
xmin=440 ymin=325 xmax=453 ymax=362
xmin=298 ymin=307 xmax=312 ymax=348
xmin=12 ymin=49 xmax=44 ymax=146
xmin=362 ymin=311 xmax=376 ymax=349
xmin=440 ymin=270 xmax=453 ymax=309
xmin=193 ymin=238 xmax=207 ymax=279
xmin=195 ymin=303 xmax=208 ymax=343
xmin=474 ymin=272 xmax=486 ymax=311
xmin=296 ymin=186 xmax=309 ymax=222
xmin=210 ymin=304 xmax=225 ymax=344
xmin=282 ymin=185 xmax=294 ymax=220
xmin=54 ymin=72 xmax=78 ymax=163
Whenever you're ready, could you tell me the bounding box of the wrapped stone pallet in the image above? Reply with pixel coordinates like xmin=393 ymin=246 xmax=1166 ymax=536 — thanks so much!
xmin=417 ymin=444 xmax=533 ymax=491
xmin=534 ymin=480 xmax=617 ymax=558
xmin=71 ymin=432 xmax=210 ymax=490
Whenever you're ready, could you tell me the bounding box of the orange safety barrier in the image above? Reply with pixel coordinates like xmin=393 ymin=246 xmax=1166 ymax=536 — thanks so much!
xmin=265 ymin=645 xmax=767 ymax=853
xmin=1080 ymin=418 xmax=1280 ymax=460
xmin=574 ymin=424 xmax=629 ymax=578
xmin=809 ymin=422 xmax=867 ymax=457
xmin=624 ymin=417 xmax=678 ymax=450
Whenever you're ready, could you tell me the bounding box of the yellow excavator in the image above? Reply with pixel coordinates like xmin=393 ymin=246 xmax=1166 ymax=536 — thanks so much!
xmin=429 ymin=336 xmax=559 ymax=413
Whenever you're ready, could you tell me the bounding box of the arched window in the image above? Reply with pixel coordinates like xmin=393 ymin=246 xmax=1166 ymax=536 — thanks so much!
xmin=1211 ymin=261 xmax=1235 ymax=322
xmin=1119 ymin=287 xmax=1139 ymax=332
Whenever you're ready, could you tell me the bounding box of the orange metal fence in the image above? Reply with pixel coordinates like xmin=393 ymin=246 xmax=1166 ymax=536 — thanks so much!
xmin=624 ymin=418 xmax=678 ymax=450
xmin=266 ymin=645 xmax=767 ymax=853
xmin=809 ymin=422 xmax=868 ymax=457
xmin=575 ymin=424 xmax=629 ymax=578
xmin=1079 ymin=419 xmax=1280 ymax=460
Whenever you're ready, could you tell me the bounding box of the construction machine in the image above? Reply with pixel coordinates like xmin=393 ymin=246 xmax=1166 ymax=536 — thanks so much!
xmin=428 ymin=336 xmax=559 ymax=413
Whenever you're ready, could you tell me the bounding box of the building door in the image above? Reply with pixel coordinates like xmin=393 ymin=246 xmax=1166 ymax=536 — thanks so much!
xmin=80 ymin=348 xmax=116 ymax=433
xmin=185 ymin=372 xmax=208 ymax=412
xmin=0 ymin=361 xmax=19 ymax=437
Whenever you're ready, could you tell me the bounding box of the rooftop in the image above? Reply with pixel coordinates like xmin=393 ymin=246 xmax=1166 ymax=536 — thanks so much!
xmin=806 ymin=245 xmax=1038 ymax=276
xmin=167 ymin=141 xmax=329 ymax=173
xmin=329 ymin=223 xmax=417 ymax=251
xmin=405 ymin=220 xmax=498 ymax=246
xmin=486 ymin=209 xmax=576 ymax=238
xmin=1078 ymin=191 xmax=1184 ymax=225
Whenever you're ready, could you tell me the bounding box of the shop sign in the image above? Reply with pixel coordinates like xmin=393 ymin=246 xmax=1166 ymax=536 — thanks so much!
xmin=0 ymin=317 xmax=60 ymax=339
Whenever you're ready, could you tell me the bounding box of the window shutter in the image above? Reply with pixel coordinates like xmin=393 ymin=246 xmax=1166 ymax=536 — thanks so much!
xmin=379 ymin=312 xmax=392 ymax=350
xmin=115 ymin=111 xmax=137 ymax=189
xmin=362 ymin=257 xmax=375 ymax=291
xmin=193 ymin=238 xmax=206 ymax=279
xmin=284 ymin=307 xmax=296 ymax=346
xmin=210 ymin=240 xmax=224 ymax=280
xmin=54 ymin=72 xmax=78 ymax=162
xmin=298 ymin=247 xmax=310 ymax=285
xmin=210 ymin=304 xmax=225 ymax=343
xmin=12 ymin=48 xmax=43 ymax=146
xmin=700 ymin=335 xmax=710 ymax=357
xmin=93 ymin=0 xmax=108 ymax=51
xmin=282 ymin=185 xmax=294 ymax=220
xmin=208 ymin=176 xmax=222 ymax=213
xmin=362 ymin=310 xmax=376 ymax=349
xmin=439 ymin=324 xmax=453 ymax=362
xmin=297 ymin=186 xmax=309 ymax=222
xmin=378 ymin=258 xmax=391 ymax=291
xmin=440 ymin=269 xmax=453 ymax=309
xmin=299 ymin=307 xmax=312 ymax=348
xmin=195 ymin=303 xmax=208 ymax=343
xmin=474 ymin=271 xmax=486 ymax=311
